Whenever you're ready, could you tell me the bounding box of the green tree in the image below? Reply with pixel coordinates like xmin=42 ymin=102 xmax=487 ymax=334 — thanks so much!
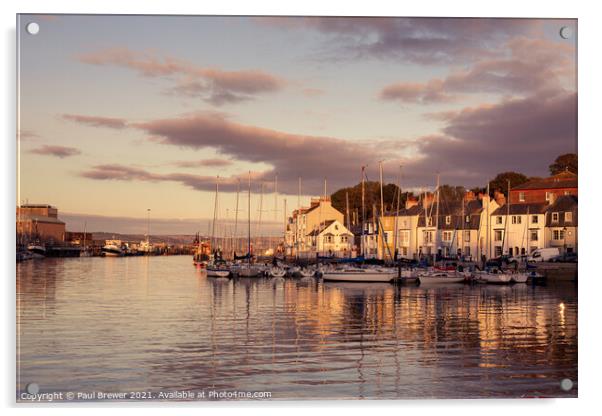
xmin=488 ymin=172 xmax=529 ymax=196
xmin=438 ymin=185 xmax=466 ymax=204
xmin=549 ymin=153 xmax=577 ymax=175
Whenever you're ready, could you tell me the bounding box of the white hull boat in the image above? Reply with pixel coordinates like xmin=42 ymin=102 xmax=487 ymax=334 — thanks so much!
xmin=269 ymin=267 xmax=286 ymax=278
xmin=475 ymin=271 xmax=513 ymax=284
xmin=237 ymin=265 xmax=261 ymax=277
xmin=206 ymin=268 xmax=231 ymax=278
xmin=299 ymin=268 xmax=316 ymax=278
xmin=417 ymin=271 xmax=466 ymax=284
xmin=510 ymin=272 xmax=528 ymax=283
xmin=323 ymin=269 xmax=397 ymax=283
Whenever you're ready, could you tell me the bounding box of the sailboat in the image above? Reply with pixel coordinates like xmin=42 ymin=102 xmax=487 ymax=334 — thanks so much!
xmin=322 ymin=163 xmax=398 ymax=283
xmin=236 ymin=172 xmax=261 ymax=277
xmin=205 ymin=177 xmax=232 ymax=278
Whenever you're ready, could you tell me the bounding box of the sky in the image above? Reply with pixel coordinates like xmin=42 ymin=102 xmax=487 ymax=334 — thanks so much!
xmin=17 ymin=15 xmax=577 ymax=234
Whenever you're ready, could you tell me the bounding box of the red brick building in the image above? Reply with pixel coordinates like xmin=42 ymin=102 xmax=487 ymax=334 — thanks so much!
xmin=509 ymin=171 xmax=577 ymax=204
xmin=16 ymin=204 xmax=66 ymax=243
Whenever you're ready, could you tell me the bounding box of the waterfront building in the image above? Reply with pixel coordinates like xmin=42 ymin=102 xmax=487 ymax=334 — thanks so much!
xmin=509 ymin=171 xmax=577 ymax=204
xmin=307 ymin=219 xmax=353 ymax=257
xmin=16 ymin=204 xmax=66 ymax=243
xmin=544 ymin=195 xmax=578 ymax=254
xmin=285 ymin=196 xmax=346 ymax=257
xmin=489 ymin=203 xmax=548 ymax=257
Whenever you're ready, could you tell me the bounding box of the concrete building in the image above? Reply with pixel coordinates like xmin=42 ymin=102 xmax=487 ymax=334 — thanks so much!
xmin=16 ymin=204 xmax=66 ymax=243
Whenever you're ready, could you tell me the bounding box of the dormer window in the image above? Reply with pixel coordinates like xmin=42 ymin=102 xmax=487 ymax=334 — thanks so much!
xmin=465 ymin=215 xmax=470 ymax=223
xmin=552 ymin=212 xmax=559 ymax=223
xmin=519 ymin=192 xmax=525 ymax=202
xmin=445 ymin=215 xmax=451 ymax=225
xmin=565 ymin=212 xmax=572 ymax=222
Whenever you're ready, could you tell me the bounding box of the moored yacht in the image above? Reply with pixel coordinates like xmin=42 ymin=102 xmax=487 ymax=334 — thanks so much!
xmin=102 ymin=240 xmax=124 ymax=257
xmin=322 ymin=267 xmax=397 ymax=283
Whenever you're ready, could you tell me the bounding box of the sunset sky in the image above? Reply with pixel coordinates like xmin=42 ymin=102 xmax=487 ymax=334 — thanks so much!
xmin=17 ymin=15 xmax=577 ymax=234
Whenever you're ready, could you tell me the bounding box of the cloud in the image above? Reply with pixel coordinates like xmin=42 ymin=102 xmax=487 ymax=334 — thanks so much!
xmin=77 ymin=47 xmax=285 ymax=105
xmin=29 ymin=145 xmax=81 ymax=158
xmin=62 ymin=113 xmax=128 ymax=129
xmin=396 ymin=89 xmax=577 ymax=185
xmin=257 ymin=17 xmax=548 ymax=64
xmin=380 ymin=36 xmax=575 ymax=104
xmin=76 ymin=111 xmax=386 ymax=194
xmin=18 ymin=129 xmax=39 ymax=141
xmin=173 ymin=158 xmax=233 ymax=168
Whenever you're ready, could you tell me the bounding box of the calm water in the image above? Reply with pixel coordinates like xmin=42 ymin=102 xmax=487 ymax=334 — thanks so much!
xmin=17 ymin=256 xmax=577 ymax=401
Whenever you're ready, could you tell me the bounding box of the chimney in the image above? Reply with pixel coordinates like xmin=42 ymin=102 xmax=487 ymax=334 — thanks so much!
xmin=548 ymin=193 xmax=556 ymax=205
xmin=422 ymin=192 xmax=435 ymax=209
xmin=405 ymin=196 xmax=418 ymax=210
xmin=493 ymin=190 xmax=506 ymax=206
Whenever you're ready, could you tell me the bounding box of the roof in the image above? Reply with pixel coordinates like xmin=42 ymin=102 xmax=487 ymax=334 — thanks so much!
xmin=306 ymin=220 xmax=353 ymax=237
xmin=545 ymin=195 xmax=578 ymax=226
xmin=17 ymin=214 xmax=65 ymax=225
xmin=19 ymin=204 xmax=56 ymax=209
xmin=512 ymin=172 xmax=578 ymax=191
xmin=491 ymin=202 xmax=548 ymax=216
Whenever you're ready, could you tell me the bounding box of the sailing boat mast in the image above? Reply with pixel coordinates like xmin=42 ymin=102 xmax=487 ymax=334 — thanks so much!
xmin=486 ymin=182 xmax=491 ymax=260
xmin=361 ymin=166 xmax=366 ymax=257
xmin=379 ymin=161 xmax=385 ymax=260
xmin=247 ymin=172 xmax=251 ymax=266
xmin=296 ymin=177 xmax=301 ymax=260
xmin=211 ymin=176 xmax=219 ymax=252
xmin=393 ymin=165 xmax=402 ymax=259
xmin=435 ymin=173 xmax=440 ymax=263
xmin=234 ymin=179 xmax=240 ymax=255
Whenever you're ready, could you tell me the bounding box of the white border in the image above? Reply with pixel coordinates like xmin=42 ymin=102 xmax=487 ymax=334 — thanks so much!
xmin=2 ymin=1 xmax=600 ymax=415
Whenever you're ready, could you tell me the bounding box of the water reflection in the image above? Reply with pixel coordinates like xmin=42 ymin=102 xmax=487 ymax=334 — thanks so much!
xmin=17 ymin=257 xmax=577 ymax=400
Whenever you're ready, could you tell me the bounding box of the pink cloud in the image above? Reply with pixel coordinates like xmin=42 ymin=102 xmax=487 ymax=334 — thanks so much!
xmin=78 ymin=47 xmax=285 ymax=105
xmin=62 ymin=114 xmax=128 ymax=129
xmin=29 ymin=145 xmax=81 ymax=158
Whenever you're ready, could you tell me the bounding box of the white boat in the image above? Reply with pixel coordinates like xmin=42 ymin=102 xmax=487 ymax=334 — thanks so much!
xmin=510 ymin=272 xmax=528 ymax=283
xmin=237 ymin=265 xmax=261 ymax=277
xmin=323 ymin=268 xmax=397 ymax=283
xmin=102 ymin=240 xmax=124 ymax=257
xmin=269 ymin=266 xmax=286 ymax=278
xmin=27 ymin=242 xmax=46 ymax=257
xmin=417 ymin=271 xmax=466 ymax=284
xmin=299 ymin=268 xmax=316 ymax=278
xmin=474 ymin=270 xmax=513 ymax=284
xmin=206 ymin=265 xmax=231 ymax=278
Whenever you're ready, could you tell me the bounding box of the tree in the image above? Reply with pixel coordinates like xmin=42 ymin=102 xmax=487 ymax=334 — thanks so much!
xmin=488 ymin=172 xmax=529 ymax=196
xmin=330 ymin=181 xmax=413 ymax=225
xmin=549 ymin=153 xmax=577 ymax=175
xmin=438 ymin=185 xmax=466 ymax=204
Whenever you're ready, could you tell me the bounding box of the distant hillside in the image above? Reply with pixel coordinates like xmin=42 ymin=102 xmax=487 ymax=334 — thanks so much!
xmin=92 ymin=232 xmax=198 ymax=245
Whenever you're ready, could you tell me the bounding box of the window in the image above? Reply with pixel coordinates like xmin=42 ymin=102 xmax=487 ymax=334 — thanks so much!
xmin=465 ymin=215 xmax=470 ymax=223
xmin=553 ymin=229 xmax=565 ymax=241
xmin=495 ymin=246 xmax=502 ymax=256
xmin=494 ymin=230 xmax=503 ymax=241
xmin=565 ymin=212 xmax=572 ymax=222
xmin=530 ymin=230 xmax=538 ymax=241
xmin=496 ymin=216 xmax=503 ymax=225
xmin=334 ymin=224 xmax=339 ymax=230
xmin=424 ymin=231 xmax=433 ymax=243
xmin=519 ymin=192 xmax=525 ymax=202
xmin=521 ymin=248 xmax=526 ymax=255
xmin=464 ymin=246 xmax=471 ymax=256
xmin=531 ymin=215 xmax=538 ymax=224
xmin=511 ymin=215 xmax=521 ymax=224
xmin=464 ymin=230 xmax=471 ymax=242
xmin=509 ymin=247 xmax=513 ymax=256
xmin=552 ymin=212 xmax=559 ymax=223
xmin=341 ymin=235 xmax=348 ymax=243
xmin=325 ymin=235 xmax=333 ymax=243
xmin=399 ymin=230 xmax=410 ymax=245
xmin=442 ymin=231 xmax=452 ymax=242
xmin=401 ymin=247 xmax=408 ymax=256
xmin=445 ymin=215 xmax=451 ymax=225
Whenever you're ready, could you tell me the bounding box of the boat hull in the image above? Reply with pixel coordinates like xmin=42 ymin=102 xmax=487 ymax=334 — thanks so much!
xmin=417 ymin=274 xmax=466 ymax=284
xmin=206 ymin=269 xmax=231 ymax=278
xmin=475 ymin=273 xmax=513 ymax=284
xmin=323 ymin=271 xmax=396 ymax=283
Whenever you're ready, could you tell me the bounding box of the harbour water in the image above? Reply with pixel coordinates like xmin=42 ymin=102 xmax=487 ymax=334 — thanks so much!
xmin=17 ymin=256 xmax=577 ymax=401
